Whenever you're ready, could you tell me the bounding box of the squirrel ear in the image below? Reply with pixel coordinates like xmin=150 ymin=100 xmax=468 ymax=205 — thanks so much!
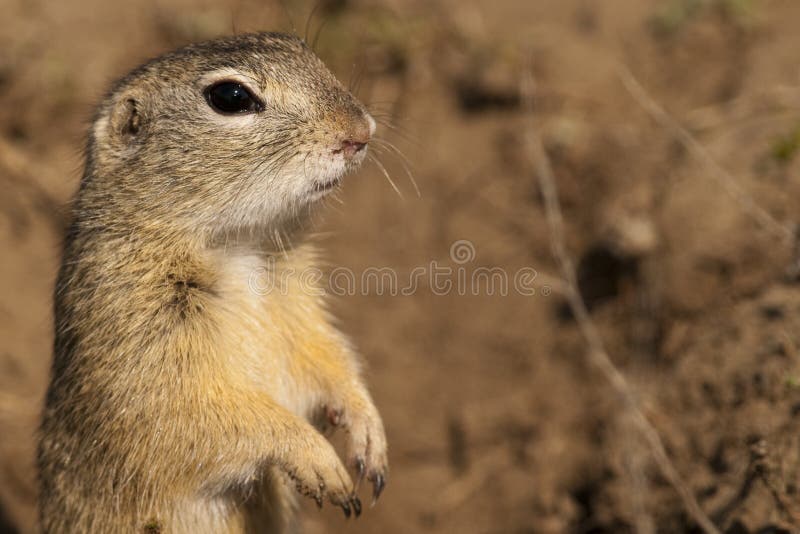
xmin=108 ymin=95 xmax=144 ymax=143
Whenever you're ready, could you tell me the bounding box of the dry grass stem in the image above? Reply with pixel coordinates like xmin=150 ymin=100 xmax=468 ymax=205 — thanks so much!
xmin=521 ymin=66 xmax=722 ymax=534
xmin=616 ymin=65 xmax=795 ymax=245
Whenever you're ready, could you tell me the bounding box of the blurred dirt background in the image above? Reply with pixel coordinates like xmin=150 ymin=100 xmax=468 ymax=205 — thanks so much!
xmin=3 ymin=0 xmax=800 ymax=532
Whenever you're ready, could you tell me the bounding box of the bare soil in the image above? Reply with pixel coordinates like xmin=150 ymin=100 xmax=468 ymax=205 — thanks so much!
xmin=2 ymin=1 xmax=800 ymax=532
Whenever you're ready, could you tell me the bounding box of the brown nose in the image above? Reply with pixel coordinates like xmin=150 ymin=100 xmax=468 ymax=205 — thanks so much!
xmin=340 ymin=139 xmax=367 ymax=159
xmin=337 ymin=117 xmax=373 ymax=160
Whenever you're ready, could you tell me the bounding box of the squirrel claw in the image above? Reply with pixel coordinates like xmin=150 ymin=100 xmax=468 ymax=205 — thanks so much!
xmin=341 ymin=501 xmax=351 ymax=518
xmin=354 ymin=457 xmax=366 ymax=488
xmin=371 ymin=472 xmax=386 ymax=504
xmin=352 ymin=495 xmax=362 ymax=517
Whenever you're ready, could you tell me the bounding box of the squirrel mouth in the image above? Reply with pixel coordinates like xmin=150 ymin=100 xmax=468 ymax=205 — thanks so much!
xmin=313 ymin=177 xmax=341 ymax=193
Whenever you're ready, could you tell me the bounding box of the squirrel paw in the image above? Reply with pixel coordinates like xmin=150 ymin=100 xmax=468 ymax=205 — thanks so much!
xmin=283 ymin=435 xmax=362 ymax=518
xmin=327 ymin=403 xmax=388 ymax=504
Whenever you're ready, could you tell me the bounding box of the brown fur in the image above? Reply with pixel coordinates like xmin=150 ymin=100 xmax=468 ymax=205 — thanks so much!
xmin=38 ymin=32 xmax=387 ymax=533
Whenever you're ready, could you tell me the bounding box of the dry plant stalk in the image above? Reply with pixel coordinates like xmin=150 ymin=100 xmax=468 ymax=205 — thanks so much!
xmin=616 ymin=65 xmax=795 ymax=245
xmin=521 ymin=69 xmax=721 ymax=534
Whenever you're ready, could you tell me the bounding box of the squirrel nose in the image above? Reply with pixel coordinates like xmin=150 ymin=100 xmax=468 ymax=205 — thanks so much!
xmin=340 ymin=139 xmax=367 ymax=159
xmin=338 ymin=115 xmax=374 ymax=160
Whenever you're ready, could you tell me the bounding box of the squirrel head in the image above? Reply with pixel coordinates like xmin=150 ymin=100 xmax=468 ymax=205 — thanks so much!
xmin=86 ymin=32 xmax=374 ymax=239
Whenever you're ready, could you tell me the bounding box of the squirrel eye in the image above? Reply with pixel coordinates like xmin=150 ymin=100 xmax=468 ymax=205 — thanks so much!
xmin=204 ymin=81 xmax=262 ymax=114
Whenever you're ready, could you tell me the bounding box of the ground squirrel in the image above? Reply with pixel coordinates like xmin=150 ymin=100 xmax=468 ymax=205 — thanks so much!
xmin=37 ymin=32 xmax=388 ymax=533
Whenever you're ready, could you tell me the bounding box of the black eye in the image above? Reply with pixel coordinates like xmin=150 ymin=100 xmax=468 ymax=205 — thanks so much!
xmin=204 ymin=81 xmax=262 ymax=114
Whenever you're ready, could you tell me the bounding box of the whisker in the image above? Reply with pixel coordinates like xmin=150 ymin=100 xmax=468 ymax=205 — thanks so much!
xmin=350 ymin=59 xmax=367 ymax=96
xmin=356 ymin=64 xmax=369 ymax=97
xmin=304 ymin=1 xmax=323 ymax=43
xmin=372 ymin=116 xmax=407 ymax=131
xmin=301 ymin=151 xmax=313 ymax=183
xmin=348 ymin=61 xmax=360 ymax=93
xmin=372 ymin=120 xmax=420 ymax=148
xmin=373 ymin=137 xmax=413 ymax=167
xmin=371 ymin=139 xmax=420 ymax=198
xmin=281 ymin=228 xmax=294 ymax=252
xmin=368 ymin=153 xmax=404 ymax=200
xmin=273 ymin=228 xmax=289 ymax=259
xmin=373 ymin=112 xmax=435 ymax=132
xmin=276 ymin=0 xmax=298 ymax=36
xmin=366 ymin=100 xmax=398 ymax=107
xmin=370 ymin=114 xmax=418 ymax=142
xmin=229 ymin=0 xmax=240 ymax=36
xmin=312 ymin=16 xmax=330 ymax=52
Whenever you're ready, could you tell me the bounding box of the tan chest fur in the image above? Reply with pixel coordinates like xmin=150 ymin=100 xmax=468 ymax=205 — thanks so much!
xmin=208 ymin=244 xmax=343 ymax=419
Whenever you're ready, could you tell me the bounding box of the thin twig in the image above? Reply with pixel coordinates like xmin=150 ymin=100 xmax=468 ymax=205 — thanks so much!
xmin=623 ymin=415 xmax=656 ymax=534
xmin=521 ymin=68 xmax=721 ymax=534
xmin=616 ymin=64 xmax=795 ymax=245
